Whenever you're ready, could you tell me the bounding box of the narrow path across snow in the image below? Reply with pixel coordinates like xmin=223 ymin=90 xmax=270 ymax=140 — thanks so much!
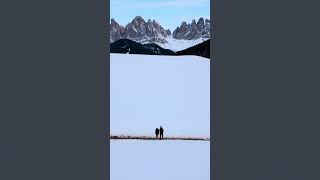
xmin=110 ymin=135 xmax=210 ymax=141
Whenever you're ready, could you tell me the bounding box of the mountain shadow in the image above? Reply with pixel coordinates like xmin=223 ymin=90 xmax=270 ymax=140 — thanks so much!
xmin=110 ymin=39 xmax=210 ymax=59
xmin=175 ymin=39 xmax=210 ymax=58
xmin=110 ymin=39 xmax=175 ymax=55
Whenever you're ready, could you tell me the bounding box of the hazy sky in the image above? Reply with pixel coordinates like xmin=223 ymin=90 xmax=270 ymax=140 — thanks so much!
xmin=110 ymin=0 xmax=210 ymax=31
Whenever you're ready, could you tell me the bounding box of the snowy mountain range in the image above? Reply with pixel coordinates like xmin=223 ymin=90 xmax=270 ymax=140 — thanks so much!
xmin=110 ymin=16 xmax=210 ymax=51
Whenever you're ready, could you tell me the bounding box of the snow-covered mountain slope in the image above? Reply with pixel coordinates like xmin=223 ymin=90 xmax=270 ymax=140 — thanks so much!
xmin=111 ymin=53 xmax=210 ymax=137
xmin=155 ymin=36 xmax=208 ymax=52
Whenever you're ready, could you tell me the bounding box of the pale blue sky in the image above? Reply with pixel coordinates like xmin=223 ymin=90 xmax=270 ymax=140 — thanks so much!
xmin=110 ymin=0 xmax=210 ymax=31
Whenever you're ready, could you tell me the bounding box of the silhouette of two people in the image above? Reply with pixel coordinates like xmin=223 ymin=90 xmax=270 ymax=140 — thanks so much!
xmin=155 ymin=126 xmax=164 ymax=140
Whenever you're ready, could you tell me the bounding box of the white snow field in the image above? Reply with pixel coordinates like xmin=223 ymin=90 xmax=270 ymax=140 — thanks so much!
xmin=111 ymin=140 xmax=210 ymax=180
xmin=110 ymin=53 xmax=210 ymax=137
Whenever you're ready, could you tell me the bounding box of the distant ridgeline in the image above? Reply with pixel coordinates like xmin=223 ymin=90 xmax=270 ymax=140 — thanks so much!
xmin=110 ymin=16 xmax=210 ymax=44
xmin=110 ymin=39 xmax=210 ymax=59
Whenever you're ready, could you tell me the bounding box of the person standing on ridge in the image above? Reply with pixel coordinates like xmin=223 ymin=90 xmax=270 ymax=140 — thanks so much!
xmin=155 ymin=128 xmax=159 ymax=139
xmin=159 ymin=126 xmax=164 ymax=140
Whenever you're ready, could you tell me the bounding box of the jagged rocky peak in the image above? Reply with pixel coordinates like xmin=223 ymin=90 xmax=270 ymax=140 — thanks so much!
xmin=110 ymin=16 xmax=210 ymax=45
xmin=172 ymin=17 xmax=210 ymax=40
xmin=110 ymin=18 xmax=125 ymax=43
xmin=131 ymin=16 xmax=146 ymax=26
xmin=166 ymin=29 xmax=171 ymax=36
xmin=191 ymin=19 xmax=196 ymax=26
xmin=181 ymin=21 xmax=188 ymax=27
xmin=111 ymin=18 xmax=116 ymax=24
xmin=179 ymin=21 xmax=188 ymax=33
xmin=111 ymin=16 xmax=171 ymax=44
xmin=111 ymin=19 xmax=125 ymax=32
xmin=197 ymin=17 xmax=204 ymax=28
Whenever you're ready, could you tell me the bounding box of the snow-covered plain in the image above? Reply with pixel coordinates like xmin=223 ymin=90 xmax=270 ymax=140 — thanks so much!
xmin=111 ymin=140 xmax=210 ymax=180
xmin=110 ymin=53 xmax=210 ymax=137
xmin=111 ymin=53 xmax=210 ymax=180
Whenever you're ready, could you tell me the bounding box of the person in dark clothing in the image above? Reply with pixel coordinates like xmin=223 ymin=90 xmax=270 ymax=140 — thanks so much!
xmin=159 ymin=126 xmax=164 ymax=140
xmin=155 ymin=128 xmax=159 ymax=139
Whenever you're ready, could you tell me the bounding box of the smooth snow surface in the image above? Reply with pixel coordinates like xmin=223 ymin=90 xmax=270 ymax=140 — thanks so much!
xmin=111 ymin=140 xmax=210 ymax=180
xmin=111 ymin=53 xmax=210 ymax=137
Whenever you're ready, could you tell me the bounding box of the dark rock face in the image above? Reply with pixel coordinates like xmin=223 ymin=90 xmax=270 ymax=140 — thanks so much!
xmin=110 ymin=18 xmax=126 ymax=43
xmin=165 ymin=29 xmax=171 ymax=36
xmin=172 ymin=18 xmax=210 ymax=40
xmin=197 ymin=17 xmax=205 ymax=29
xmin=110 ymin=16 xmax=171 ymax=44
